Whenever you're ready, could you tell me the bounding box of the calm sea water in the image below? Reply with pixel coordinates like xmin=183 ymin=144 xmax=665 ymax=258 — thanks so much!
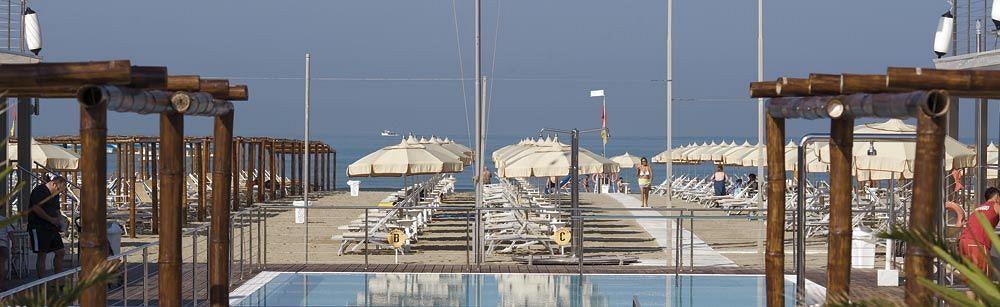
xmin=330 ymin=134 xmax=761 ymax=191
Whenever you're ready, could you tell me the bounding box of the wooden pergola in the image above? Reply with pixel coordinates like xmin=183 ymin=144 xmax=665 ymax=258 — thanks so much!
xmin=751 ymin=67 xmax=1000 ymax=306
xmin=0 ymin=60 xmax=250 ymax=306
xmin=27 ymin=135 xmax=335 ymax=237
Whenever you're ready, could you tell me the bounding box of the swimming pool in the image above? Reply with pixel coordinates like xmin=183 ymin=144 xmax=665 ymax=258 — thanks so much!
xmin=230 ymin=272 xmax=824 ymax=306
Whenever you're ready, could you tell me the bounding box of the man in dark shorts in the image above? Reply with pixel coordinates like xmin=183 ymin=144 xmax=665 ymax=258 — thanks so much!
xmin=958 ymin=187 xmax=1000 ymax=274
xmin=24 ymin=176 xmax=66 ymax=278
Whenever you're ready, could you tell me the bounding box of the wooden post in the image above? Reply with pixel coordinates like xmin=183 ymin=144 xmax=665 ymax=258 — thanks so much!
xmin=232 ymin=139 xmax=240 ymax=211
xmin=906 ymin=103 xmax=948 ymax=305
xmin=196 ymin=140 xmax=206 ymax=221
xmin=297 ymin=142 xmax=304 ymax=195
xmin=269 ymin=139 xmax=276 ymax=199
xmin=764 ymin=114 xmax=786 ymax=307
xmin=151 ymin=141 xmax=159 ymax=234
xmin=129 ymin=141 xmax=137 ymax=238
xmin=158 ymin=113 xmax=184 ymax=307
xmin=209 ymin=112 xmax=233 ymax=306
xmin=280 ymin=143 xmax=287 ymax=196
xmin=78 ymin=98 xmax=109 ymax=307
xmin=246 ymin=140 xmax=255 ymax=206
xmin=827 ymin=117 xmax=855 ymax=303
xmin=257 ymin=138 xmax=267 ymax=203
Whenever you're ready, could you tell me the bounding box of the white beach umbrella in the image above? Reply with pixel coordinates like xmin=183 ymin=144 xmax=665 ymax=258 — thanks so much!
xmin=440 ymin=137 xmax=473 ymax=158
xmin=499 ymin=145 xmax=618 ymax=178
xmin=420 ymin=136 xmax=472 ymax=165
xmin=721 ymin=141 xmax=757 ymax=165
xmin=698 ymin=141 xmax=736 ymax=162
xmin=496 ymin=137 xmax=566 ymax=169
xmin=712 ymin=141 xmax=752 ymax=162
xmin=610 ymin=152 xmax=643 ymax=168
xmin=9 ymin=139 xmax=79 ymax=170
xmin=347 ymin=138 xmax=464 ymax=177
xmin=816 ymin=119 xmax=975 ymax=179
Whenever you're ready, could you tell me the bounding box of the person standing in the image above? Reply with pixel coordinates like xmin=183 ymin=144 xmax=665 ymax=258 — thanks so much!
xmin=958 ymin=187 xmax=1000 ymax=274
xmin=712 ymin=165 xmax=728 ymax=196
xmin=24 ymin=176 xmax=67 ymax=278
xmin=636 ymin=157 xmax=653 ymax=208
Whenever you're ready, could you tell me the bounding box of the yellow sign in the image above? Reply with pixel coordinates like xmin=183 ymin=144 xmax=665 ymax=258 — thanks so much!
xmin=552 ymin=228 xmax=572 ymax=246
xmin=387 ymin=229 xmax=407 ymax=248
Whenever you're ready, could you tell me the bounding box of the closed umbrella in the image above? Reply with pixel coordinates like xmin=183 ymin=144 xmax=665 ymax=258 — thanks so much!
xmin=9 ymin=139 xmax=79 ymax=170
xmin=610 ymin=152 xmax=643 ymax=168
xmin=347 ymin=138 xmax=464 ymax=177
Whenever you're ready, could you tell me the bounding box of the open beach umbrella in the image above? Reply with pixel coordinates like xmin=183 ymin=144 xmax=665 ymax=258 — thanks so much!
xmin=712 ymin=141 xmax=752 ymax=162
xmin=815 ymin=119 xmax=974 ymax=179
xmin=9 ymin=139 xmax=80 ymax=170
xmin=610 ymin=152 xmax=643 ymax=168
xmin=684 ymin=141 xmax=717 ymax=162
xmin=440 ymin=137 xmax=473 ymax=159
xmin=699 ymin=141 xmax=738 ymax=162
xmin=347 ymin=138 xmax=464 ymax=177
xmin=419 ymin=136 xmax=472 ymax=165
xmin=496 ymin=137 xmax=565 ymax=169
xmin=721 ymin=141 xmax=759 ymax=165
xmin=735 ymin=141 xmax=827 ymax=173
xmin=499 ymin=144 xmax=618 ymax=178
xmin=492 ymin=138 xmax=535 ymax=164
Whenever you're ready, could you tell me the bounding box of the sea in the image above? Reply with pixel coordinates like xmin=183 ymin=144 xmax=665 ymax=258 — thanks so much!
xmin=329 ymin=134 xmax=761 ymax=191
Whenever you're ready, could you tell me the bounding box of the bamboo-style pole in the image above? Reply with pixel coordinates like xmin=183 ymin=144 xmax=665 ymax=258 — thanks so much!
xmin=826 ymin=117 xmax=854 ymax=303
xmin=199 ymin=79 xmax=230 ymax=98
xmin=257 ymin=140 xmax=265 ymax=203
xmin=246 ymin=140 xmax=255 ymax=206
xmin=750 ymin=81 xmax=779 ymax=98
xmin=227 ymin=85 xmax=249 ymax=101
xmin=128 ymin=141 xmax=137 ymax=238
xmin=196 ymin=141 xmax=206 ymax=221
xmin=905 ymin=101 xmax=948 ymax=305
xmin=775 ymin=77 xmax=809 ymax=96
xmin=0 ymin=60 xmax=132 ymax=87
xmin=232 ymin=139 xmax=240 ymax=211
xmin=269 ymin=139 xmax=276 ymax=199
xmin=158 ymin=113 xmax=184 ymax=307
xmin=280 ymin=143 xmax=287 ymax=196
xmin=332 ymin=151 xmax=336 ymax=191
xmin=808 ymin=74 xmax=840 ymax=95
xmin=166 ymin=75 xmax=200 ymax=91
xmin=151 ymin=141 xmax=159 ymax=234
xmin=764 ymin=113 xmax=786 ymax=307
xmin=78 ymin=98 xmax=109 ymax=307
xmin=297 ymin=142 xmax=304 ymax=195
xmin=209 ymin=111 xmax=233 ymax=307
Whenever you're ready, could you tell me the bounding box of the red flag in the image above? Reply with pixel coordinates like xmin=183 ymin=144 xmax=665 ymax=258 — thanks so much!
xmin=601 ymin=100 xmax=607 ymax=145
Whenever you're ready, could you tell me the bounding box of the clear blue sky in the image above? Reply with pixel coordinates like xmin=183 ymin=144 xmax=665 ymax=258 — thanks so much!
xmin=28 ymin=0 xmax=989 ymax=144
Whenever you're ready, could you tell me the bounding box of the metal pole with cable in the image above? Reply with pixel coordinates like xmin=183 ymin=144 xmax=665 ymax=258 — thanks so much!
xmin=665 ymin=0 xmax=673 ymax=201
xmin=304 ymin=52 xmax=311 ymax=264
xmin=473 ymin=0 xmax=483 ymax=266
xmin=756 ymin=0 xmax=765 ymax=194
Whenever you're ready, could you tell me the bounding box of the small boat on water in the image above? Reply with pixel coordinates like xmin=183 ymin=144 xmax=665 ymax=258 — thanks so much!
xmin=380 ymin=130 xmax=399 ymax=137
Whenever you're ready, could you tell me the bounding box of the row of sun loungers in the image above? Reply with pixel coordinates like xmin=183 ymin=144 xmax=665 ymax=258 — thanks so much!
xmin=333 ymin=175 xmax=454 ymax=255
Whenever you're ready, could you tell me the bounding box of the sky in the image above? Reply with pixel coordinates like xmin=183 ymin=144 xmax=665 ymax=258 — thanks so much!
xmin=21 ymin=0 xmax=994 ymax=146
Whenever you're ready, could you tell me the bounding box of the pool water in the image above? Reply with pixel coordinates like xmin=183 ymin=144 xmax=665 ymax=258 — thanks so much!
xmin=231 ymin=272 xmax=806 ymax=306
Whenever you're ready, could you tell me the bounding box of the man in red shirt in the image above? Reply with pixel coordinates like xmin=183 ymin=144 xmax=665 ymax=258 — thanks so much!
xmin=958 ymin=187 xmax=1000 ymax=273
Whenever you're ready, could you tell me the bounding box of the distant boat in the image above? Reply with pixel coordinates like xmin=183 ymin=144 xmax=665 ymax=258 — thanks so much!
xmin=380 ymin=130 xmax=399 ymax=137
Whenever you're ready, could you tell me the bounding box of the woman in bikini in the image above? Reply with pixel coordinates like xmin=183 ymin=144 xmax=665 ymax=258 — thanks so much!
xmin=637 ymin=157 xmax=653 ymax=207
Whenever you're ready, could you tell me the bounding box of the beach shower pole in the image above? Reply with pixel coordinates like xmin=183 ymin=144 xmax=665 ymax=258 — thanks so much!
xmin=975 ymin=20 xmax=987 ymax=202
xmin=304 ymin=52 xmax=311 ymax=264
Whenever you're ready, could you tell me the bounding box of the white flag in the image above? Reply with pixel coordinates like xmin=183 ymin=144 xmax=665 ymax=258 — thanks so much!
xmin=590 ymin=90 xmax=605 ymax=97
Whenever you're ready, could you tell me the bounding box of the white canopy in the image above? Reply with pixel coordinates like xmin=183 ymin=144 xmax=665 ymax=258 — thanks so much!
xmin=9 ymin=139 xmax=79 ymax=170
xmin=347 ymin=138 xmax=464 ymax=177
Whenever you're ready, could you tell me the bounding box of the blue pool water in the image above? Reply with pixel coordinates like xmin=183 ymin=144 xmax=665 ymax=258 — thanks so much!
xmin=231 ymin=272 xmax=802 ymax=306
